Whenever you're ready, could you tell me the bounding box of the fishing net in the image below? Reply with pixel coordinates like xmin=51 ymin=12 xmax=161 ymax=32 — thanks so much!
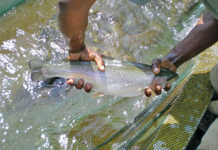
xmin=0 ymin=0 xmax=210 ymax=149
xmin=0 ymin=0 xmax=25 ymax=16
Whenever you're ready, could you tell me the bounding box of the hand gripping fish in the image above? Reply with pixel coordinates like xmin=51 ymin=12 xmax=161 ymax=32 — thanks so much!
xmin=29 ymin=58 xmax=177 ymax=97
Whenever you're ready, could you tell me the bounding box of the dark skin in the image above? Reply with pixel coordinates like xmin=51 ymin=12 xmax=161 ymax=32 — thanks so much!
xmin=58 ymin=0 xmax=104 ymax=72
xmin=58 ymin=0 xmax=218 ymax=95
xmin=148 ymin=11 xmax=218 ymax=95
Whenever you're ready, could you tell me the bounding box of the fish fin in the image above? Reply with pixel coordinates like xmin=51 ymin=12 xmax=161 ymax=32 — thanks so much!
xmin=29 ymin=58 xmax=44 ymax=71
xmin=92 ymin=92 xmax=105 ymax=98
xmin=29 ymin=58 xmax=44 ymax=81
xmin=129 ymin=0 xmax=151 ymax=5
xmin=30 ymin=71 xmax=44 ymax=81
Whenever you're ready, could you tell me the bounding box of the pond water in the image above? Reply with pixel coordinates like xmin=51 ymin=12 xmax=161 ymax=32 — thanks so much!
xmin=0 ymin=0 xmax=205 ymax=149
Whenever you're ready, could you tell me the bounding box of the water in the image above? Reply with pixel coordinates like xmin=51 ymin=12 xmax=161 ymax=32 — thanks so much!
xmin=0 ymin=0 xmax=204 ymax=149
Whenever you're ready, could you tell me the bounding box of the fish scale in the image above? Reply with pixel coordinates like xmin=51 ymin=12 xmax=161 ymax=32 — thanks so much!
xmin=29 ymin=58 xmax=177 ymax=97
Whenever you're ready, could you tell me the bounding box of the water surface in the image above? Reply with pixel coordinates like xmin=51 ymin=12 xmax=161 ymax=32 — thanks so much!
xmin=0 ymin=0 xmax=204 ymax=149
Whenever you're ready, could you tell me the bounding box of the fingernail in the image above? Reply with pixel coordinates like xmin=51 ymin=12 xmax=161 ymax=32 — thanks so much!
xmin=84 ymin=83 xmax=93 ymax=93
xmin=76 ymin=79 xmax=84 ymax=89
xmin=98 ymin=66 xmax=105 ymax=72
xmin=154 ymin=68 xmax=160 ymax=74
xmin=164 ymin=83 xmax=171 ymax=91
xmin=144 ymin=88 xmax=152 ymax=97
xmin=66 ymin=79 xmax=74 ymax=86
xmin=155 ymin=85 xmax=162 ymax=95
xmin=100 ymin=66 xmax=104 ymax=70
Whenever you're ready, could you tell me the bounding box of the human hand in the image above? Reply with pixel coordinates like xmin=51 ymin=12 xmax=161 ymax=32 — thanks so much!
xmin=144 ymin=58 xmax=177 ymax=97
xmin=68 ymin=47 xmax=105 ymax=72
xmin=66 ymin=47 xmax=104 ymax=93
xmin=66 ymin=78 xmax=93 ymax=93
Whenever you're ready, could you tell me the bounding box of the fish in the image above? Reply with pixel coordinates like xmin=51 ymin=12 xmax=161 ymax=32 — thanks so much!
xmin=29 ymin=57 xmax=177 ymax=97
xmin=129 ymin=0 xmax=151 ymax=5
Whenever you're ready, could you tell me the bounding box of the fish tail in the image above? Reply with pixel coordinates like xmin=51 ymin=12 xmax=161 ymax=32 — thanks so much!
xmin=29 ymin=58 xmax=44 ymax=81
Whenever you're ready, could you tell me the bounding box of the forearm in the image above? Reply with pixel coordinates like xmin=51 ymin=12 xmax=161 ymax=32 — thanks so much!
xmin=165 ymin=12 xmax=218 ymax=67
xmin=58 ymin=0 xmax=96 ymax=52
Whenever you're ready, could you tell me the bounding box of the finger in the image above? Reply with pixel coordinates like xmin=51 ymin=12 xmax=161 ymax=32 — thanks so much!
xmin=94 ymin=54 xmax=105 ymax=72
xmin=76 ymin=79 xmax=84 ymax=89
xmin=152 ymin=59 xmax=161 ymax=75
xmin=161 ymin=59 xmax=177 ymax=72
xmin=154 ymin=84 xmax=162 ymax=95
xmin=164 ymin=83 xmax=171 ymax=91
xmin=84 ymin=83 xmax=93 ymax=93
xmin=68 ymin=52 xmax=81 ymax=61
xmin=66 ymin=78 xmax=74 ymax=86
xmin=81 ymin=49 xmax=105 ymax=72
xmin=144 ymin=87 xmax=152 ymax=97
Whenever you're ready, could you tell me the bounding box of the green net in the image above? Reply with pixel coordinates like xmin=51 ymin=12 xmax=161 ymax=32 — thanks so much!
xmin=0 ymin=0 xmax=26 ymax=16
xmin=0 ymin=0 xmax=211 ymax=149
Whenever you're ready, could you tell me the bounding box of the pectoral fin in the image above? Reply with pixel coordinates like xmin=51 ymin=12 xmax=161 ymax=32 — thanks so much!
xmin=92 ymin=92 xmax=105 ymax=98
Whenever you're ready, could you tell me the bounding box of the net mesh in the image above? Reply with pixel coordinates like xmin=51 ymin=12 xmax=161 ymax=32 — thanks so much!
xmin=0 ymin=0 xmax=25 ymax=16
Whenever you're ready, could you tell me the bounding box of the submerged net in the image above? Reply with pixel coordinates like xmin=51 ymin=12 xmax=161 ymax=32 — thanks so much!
xmin=0 ymin=0 xmax=208 ymax=149
xmin=0 ymin=0 xmax=26 ymax=16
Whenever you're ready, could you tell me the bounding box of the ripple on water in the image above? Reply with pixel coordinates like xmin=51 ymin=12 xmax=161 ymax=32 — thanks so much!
xmin=0 ymin=0 xmax=202 ymax=149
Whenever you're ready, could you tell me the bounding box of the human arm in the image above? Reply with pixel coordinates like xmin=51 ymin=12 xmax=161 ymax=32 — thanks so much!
xmin=58 ymin=0 xmax=105 ymax=71
xmin=146 ymin=12 xmax=218 ymax=96
xmin=158 ymin=12 xmax=218 ymax=70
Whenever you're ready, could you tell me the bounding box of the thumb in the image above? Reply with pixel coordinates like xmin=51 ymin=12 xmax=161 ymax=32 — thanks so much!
xmin=152 ymin=59 xmax=161 ymax=75
xmin=94 ymin=54 xmax=105 ymax=72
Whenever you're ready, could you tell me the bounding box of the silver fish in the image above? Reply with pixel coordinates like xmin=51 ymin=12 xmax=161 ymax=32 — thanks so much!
xmin=129 ymin=0 xmax=151 ymax=5
xmin=29 ymin=58 xmax=177 ymax=97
